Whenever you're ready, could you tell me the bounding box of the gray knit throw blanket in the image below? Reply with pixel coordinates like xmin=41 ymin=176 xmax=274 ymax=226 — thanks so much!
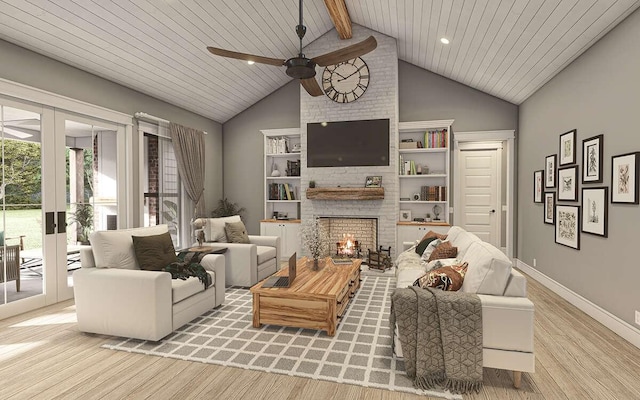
xmin=391 ymin=286 xmax=483 ymax=394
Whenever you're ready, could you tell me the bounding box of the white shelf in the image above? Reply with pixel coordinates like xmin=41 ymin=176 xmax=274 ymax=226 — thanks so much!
xmin=266 ymin=200 xmax=301 ymax=203
xmin=266 ymin=176 xmax=300 ymax=180
xmin=399 ymin=174 xmax=447 ymax=178
xmin=399 ymin=148 xmax=447 ymax=154
xmin=399 ymin=200 xmax=447 ymax=204
xmin=266 ymin=153 xmax=300 ymax=157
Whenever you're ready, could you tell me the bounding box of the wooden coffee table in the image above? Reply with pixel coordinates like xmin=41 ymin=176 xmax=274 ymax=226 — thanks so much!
xmin=250 ymin=256 xmax=361 ymax=336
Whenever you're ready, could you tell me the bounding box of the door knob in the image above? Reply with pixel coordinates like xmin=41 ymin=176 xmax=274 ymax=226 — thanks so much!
xmin=490 ymin=209 xmax=496 ymax=213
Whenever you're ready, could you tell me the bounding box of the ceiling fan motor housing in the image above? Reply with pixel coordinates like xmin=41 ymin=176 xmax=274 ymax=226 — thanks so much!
xmin=285 ymin=57 xmax=317 ymax=79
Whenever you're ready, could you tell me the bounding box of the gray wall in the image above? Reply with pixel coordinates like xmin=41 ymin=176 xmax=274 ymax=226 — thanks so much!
xmin=222 ymin=80 xmax=300 ymax=234
xmin=518 ymin=8 xmax=640 ymax=327
xmin=0 ymin=39 xmax=223 ymax=222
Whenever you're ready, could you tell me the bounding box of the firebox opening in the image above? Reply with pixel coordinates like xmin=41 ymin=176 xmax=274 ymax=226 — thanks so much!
xmin=318 ymin=217 xmax=377 ymax=260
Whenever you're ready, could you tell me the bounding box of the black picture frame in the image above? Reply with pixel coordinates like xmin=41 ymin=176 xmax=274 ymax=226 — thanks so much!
xmin=365 ymin=175 xmax=382 ymax=188
xmin=544 ymin=154 xmax=557 ymax=188
xmin=582 ymin=134 xmax=603 ymax=183
xmin=555 ymin=205 xmax=580 ymax=250
xmin=559 ymin=129 xmax=577 ymax=166
xmin=611 ymin=152 xmax=640 ymax=204
xmin=534 ymin=170 xmax=543 ymax=203
xmin=558 ymin=165 xmax=579 ymax=201
xmin=581 ymin=187 xmax=608 ymax=237
xmin=544 ymin=192 xmax=555 ymax=225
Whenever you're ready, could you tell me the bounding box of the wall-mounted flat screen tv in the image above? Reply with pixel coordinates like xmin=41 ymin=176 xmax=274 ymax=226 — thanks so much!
xmin=307 ymin=118 xmax=390 ymax=167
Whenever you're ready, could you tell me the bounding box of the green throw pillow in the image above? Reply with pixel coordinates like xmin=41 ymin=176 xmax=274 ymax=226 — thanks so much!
xmin=225 ymin=221 xmax=250 ymax=244
xmin=132 ymin=232 xmax=178 ymax=271
xmin=415 ymin=236 xmax=437 ymax=255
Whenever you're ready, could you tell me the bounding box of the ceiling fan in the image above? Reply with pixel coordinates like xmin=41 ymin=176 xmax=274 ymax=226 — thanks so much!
xmin=206 ymin=0 xmax=377 ymax=97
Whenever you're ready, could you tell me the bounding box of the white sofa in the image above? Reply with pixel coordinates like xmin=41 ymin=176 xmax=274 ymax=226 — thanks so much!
xmin=193 ymin=216 xmax=280 ymax=287
xmin=394 ymin=226 xmax=534 ymax=388
xmin=74 ymin=225 xmax=226 ymax=341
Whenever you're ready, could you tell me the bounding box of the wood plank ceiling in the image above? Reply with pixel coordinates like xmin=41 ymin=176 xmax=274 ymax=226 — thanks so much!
xmin=0 ymin=0 xmax=638 ymax=123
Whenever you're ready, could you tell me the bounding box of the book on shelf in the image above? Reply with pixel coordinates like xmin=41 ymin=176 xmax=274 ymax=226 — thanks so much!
xmin=424 ymin=129 xmax=448 ymax=148
xmin=267 ymin=137 xmax=290 ymax=154
xmin=268 ymin=183 xmax=297 ymax=200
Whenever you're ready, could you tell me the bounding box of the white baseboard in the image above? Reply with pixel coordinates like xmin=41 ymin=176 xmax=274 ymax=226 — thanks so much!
xmin=516 ymin=259 xmax=640 ymax=349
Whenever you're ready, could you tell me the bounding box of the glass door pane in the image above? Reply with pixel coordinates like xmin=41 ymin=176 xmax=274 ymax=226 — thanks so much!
xmin=1 ymin=104 xmax=44 ymax=306
xmin=60 ymin=116 xmax=120 ymax=299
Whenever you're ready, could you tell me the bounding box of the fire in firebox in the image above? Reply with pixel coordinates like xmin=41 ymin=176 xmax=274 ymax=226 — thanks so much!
xmin=336 ymin=233 xmax=361 ymax=258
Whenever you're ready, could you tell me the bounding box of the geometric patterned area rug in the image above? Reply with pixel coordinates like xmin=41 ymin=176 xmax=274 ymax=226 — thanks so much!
xmin=103 ymin=276 xmax=461 ymax=399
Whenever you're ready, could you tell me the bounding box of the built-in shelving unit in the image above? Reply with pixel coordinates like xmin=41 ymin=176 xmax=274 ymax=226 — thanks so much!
xmin=397 ymin=120 xmax=453 ymax=250
xmin=261 ymin=128 xmax=302 ymax=261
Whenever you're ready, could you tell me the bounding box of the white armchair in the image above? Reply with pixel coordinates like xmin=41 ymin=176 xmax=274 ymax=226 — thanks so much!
xmin=194 ymin=216 xmax=280 ymax=287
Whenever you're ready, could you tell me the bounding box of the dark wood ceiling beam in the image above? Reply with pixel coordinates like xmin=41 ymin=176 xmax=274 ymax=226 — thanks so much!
xmin=323 ymin=0 xmax=352 ymax=39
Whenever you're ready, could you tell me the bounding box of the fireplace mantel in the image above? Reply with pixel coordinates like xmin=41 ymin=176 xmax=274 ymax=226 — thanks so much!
xmin=306 ymin=187 xmax=385 ymax=200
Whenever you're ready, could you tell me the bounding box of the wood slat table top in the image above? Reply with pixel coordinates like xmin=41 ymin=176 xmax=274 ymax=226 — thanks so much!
xmin=250 ymin=256 xmax=361 ymax=299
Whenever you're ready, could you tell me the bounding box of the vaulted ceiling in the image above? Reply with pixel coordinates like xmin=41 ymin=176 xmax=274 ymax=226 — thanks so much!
xmin=0 ymin=1 xmax=638 ymax=123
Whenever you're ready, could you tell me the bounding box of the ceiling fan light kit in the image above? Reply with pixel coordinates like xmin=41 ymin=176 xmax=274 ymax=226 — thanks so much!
xmin=206 ymin=0 xmax=376 ymax=97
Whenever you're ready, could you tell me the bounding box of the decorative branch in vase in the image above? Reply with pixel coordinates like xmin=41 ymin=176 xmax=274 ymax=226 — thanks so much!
xmin=301 ymin=218 xmax=329 ymax=271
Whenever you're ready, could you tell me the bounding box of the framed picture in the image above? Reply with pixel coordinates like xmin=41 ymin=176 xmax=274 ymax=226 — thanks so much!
xmin=555 ymin=205 xmax=580 ymax=250
xmin=544 ymin=192 xmax=555 ymax=224
xmin=582 ymin=187 xmax=608 ymax=237
xmin=365 ymin=175 xmax=382 ymax=188
xmin=582 ymin=134 xmax=603 ymax=183
xmin=544 ymin=154 xmax=556 ymax=188
xmin=557 ymin=165 xmax=579 ymax=201
xmin=399 ymin=210 xmax=412 ymax=222
xmin=534 ymin=170 xmax=543 ymax=203
xmin=559 ymin=129 xmax=577 ymax=166
xmin=611 ymin=152 xmax=640 ymax=204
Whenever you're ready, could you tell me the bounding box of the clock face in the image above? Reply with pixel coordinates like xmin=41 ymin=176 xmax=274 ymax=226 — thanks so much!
xmin=322 ymin=57 xmax=370 ymax=103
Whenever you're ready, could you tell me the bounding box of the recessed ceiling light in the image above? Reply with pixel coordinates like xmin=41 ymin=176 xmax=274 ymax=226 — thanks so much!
xmin=440 ymin=38 xmax=450 ymax=44
xmin=247 ymin=60 xmax=255 ymax=65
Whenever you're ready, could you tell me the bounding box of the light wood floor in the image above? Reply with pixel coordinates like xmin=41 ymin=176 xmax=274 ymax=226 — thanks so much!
xmin=1 ymin=272 xmax=639 ymax=400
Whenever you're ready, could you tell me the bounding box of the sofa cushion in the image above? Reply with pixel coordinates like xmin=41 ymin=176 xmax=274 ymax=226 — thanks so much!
xmin=449 ymin=230 xmax=482 ymax=259
xmin=426 ymin=257 xmax=461 ymax=271
xmin=415 ymin=236 xmax=437 ymax=255
xmin=256 ymin=245 xmax=277 ymax=264
xmin=132 ymin=232 xmax=178 ymax=271
xmin=225 ymin=221 xmax=250 ymax=244
xmin=90 ymin=225 xmax=169 ymax=269
xmin=395 ymin=249 xmax=425 ymax=277
xmin=397 ymin=268 xmax=427 ymax=289
xmin=171 ymin=271 xmax=215 ymax=303
xmin=461 ymin=241 xmax=512 ymax=295
xmin=414 ymin=262 xmax=468 ymax=291
xmin=427 ymin=241 xmax=458 ymax=262
xmin=204 ymin=215 xmax=241 ymax=242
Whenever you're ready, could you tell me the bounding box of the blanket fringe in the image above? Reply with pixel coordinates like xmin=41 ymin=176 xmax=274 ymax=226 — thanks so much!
xmin=414 ymin=372 xmax=446 ymax=390
xmin=444 ymin=378 xmax=483 ymax=394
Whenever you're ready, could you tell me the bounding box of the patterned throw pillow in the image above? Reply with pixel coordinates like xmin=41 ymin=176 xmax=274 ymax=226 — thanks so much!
xmin=427 ymin=241 xmax=458 ymax=262
xmin=420 ymin=230 xmax=448 ymax=242
xmin=413 ymin=262 xmax=469 ymax=291
xmin=420 ymin=238 xmax=442 ymax=264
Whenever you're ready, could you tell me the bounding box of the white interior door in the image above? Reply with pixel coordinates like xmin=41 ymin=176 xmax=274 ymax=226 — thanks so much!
xmin=458 ymin=146 xmax=501 ymax=246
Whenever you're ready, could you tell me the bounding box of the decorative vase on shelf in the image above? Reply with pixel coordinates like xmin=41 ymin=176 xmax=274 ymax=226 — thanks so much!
xmin=312 ymin=257 xmax=319 ymax=271
xmin=271 ymin=161 xmax=281 ymax=177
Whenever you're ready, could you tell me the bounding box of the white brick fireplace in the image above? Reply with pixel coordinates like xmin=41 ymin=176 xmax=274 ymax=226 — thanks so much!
xmin=300 ymin=25 xmax=398 ymax=258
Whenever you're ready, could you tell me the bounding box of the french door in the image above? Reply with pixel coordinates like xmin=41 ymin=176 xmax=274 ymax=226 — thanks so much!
xmin=1 ymin=96 xmax=127 ymax=318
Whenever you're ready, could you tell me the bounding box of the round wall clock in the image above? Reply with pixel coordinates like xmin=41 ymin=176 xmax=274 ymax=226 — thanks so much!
xmin=321 ymin=57 xmax=370 ymax=103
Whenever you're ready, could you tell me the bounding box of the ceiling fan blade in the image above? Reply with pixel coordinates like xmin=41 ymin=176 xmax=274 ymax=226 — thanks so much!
xmin=206 ymin=47 xmax=286 ymax=66
xmin=311 ymin=36 xmax=377 ymax=66
xmin=300 ymin=78 xmax=324 ymax=97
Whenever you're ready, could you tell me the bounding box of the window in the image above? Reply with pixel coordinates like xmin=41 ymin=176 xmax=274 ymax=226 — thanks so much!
xmin=143 ymin=131 xmax=182 ymax=247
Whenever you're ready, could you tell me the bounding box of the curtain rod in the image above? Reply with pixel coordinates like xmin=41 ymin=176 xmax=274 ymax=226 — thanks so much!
xmin=134 ymin=112 xmax=208 ymax=134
